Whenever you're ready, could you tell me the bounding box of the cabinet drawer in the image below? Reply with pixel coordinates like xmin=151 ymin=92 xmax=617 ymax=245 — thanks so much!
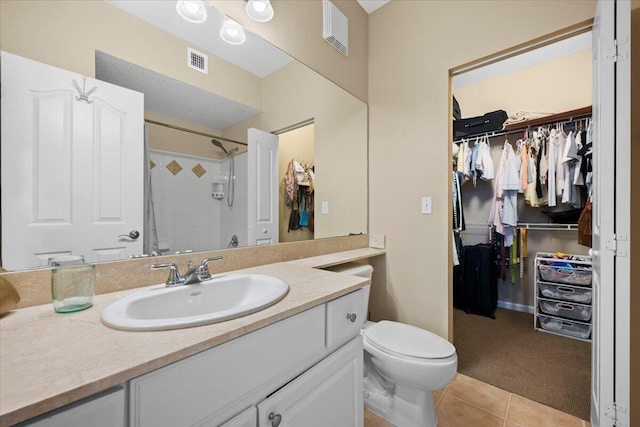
xmin=538 ymin=264 xmax=592 ymax=286
xmin=17 ymin=387 xmax=125 ymax=427
xmin=538 ymin=298 xmax=592 ymax=321
xmin=538 ymin=314 xmax=591 ymax=340
xmin=326 ymin=289 xmax=365 ymax=348
xmin=538 ymin=281 xmax=592 ymax=304
xmin=130 ymin=305 xmax=325 ymax=427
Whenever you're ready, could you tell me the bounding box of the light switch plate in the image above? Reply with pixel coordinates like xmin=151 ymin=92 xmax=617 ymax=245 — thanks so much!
xmin=421 ymin=197 xmax=432 ymax=214
xmin=322 ymin=201 xmax=329 ymax=214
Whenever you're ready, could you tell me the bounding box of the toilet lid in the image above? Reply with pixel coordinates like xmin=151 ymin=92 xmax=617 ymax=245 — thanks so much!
xmin=364 ymin=321 xmax=456 ymax=359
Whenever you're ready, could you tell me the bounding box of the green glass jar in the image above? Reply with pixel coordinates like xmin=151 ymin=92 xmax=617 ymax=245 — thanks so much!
xmin=51 ymin=263 xmax=95 ymax=313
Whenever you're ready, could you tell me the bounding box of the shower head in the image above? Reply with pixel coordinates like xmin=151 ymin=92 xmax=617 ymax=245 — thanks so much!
xmin=211 ymin=138 xmax=228 ymax=155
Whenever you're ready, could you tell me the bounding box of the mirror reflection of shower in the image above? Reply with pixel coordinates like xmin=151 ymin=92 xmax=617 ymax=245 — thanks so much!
xmin=211 ymin=139 xmax=239 ymax=207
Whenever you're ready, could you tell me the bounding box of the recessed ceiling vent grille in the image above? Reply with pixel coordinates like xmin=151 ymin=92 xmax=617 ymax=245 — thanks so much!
xmin=188 ymin=47 xmax=208 ymax=74
xmin=323 ymin=0 xmax=348 ymax=56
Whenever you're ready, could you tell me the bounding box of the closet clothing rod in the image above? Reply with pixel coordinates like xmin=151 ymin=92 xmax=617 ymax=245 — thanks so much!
xmin=453 ymin=116 xmax=590 ymax=144
xmin=144 ymin=119 xmax=248 ymax=146
xmin=463 ymin=222 xmax=578 ymax=231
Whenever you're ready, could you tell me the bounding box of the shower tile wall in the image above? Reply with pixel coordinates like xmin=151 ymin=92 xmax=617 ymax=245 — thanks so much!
xmin=151 ymin=150 xmax=223 ymax=254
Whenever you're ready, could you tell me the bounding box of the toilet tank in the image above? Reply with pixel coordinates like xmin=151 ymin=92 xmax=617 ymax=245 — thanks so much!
xmin=325 ymin=263 xmax=373 ymax=318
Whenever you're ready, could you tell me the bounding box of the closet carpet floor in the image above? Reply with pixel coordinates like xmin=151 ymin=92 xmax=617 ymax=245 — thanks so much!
xmin=453 ymin=307 xmax=591 ymax=421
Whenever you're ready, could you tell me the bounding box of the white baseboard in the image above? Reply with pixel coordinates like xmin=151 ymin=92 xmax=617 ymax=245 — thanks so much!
xmin=497 ymin=300 xmax=534 ymax=314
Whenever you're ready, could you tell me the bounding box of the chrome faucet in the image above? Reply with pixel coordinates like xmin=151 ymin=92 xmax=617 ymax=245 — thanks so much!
xmin=150 ymin=256 xmax=223 ymax=287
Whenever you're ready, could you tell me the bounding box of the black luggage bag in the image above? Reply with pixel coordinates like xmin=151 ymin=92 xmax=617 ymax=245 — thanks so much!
xmin=453 ymin=110 xmax=508 ymax=138
xmin=458 ymin=243 xmax=498 ymax=319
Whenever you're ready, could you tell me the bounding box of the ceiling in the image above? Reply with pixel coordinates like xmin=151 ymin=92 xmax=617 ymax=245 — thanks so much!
xmin=95 ymin=51 xmax=261 ymax=130
xmin=105 ymin=0 xmax=293 ymax=78
xmin=99 ymin=0 xmax=297 ymax=131
xmin=356 ymin=0 xmax=391 ymax=14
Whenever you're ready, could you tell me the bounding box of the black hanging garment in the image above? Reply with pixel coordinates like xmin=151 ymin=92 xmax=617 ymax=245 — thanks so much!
xmin=459 ymin=243 xmax=498 ymax=319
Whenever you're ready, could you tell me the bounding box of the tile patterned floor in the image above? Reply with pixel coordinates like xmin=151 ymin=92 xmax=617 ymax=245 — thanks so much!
xmin=364 ymin=373 xmax=591 ymax=427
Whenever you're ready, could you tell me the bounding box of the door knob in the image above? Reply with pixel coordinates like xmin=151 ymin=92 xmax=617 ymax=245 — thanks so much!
xmin=268 ymin=412 xmax=282 ymax=427
xmin=263 ymin=228 xmax=268 ymax=234
xmin=119 ymin=230 xmax=140 ymax=240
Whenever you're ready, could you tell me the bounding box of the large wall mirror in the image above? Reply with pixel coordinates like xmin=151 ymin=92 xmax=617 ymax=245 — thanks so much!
xmin=0 ymin=0 xmax=368 ymax=271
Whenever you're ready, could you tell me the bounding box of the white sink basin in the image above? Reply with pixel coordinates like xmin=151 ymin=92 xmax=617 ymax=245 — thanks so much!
xmin=101 ymin=274 xmax=289 ymax=331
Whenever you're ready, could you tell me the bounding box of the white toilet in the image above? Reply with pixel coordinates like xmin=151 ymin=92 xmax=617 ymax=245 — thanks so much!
xmin=329 ymin=263 xmax=457 ymax=427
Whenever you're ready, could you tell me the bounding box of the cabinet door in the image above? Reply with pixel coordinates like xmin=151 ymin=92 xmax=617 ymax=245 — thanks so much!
xmin=218 ymin=407 xmax=257 ymax=427
xmin=258 ymin=336 xmax=363 ymax=427
xmin=17 ymin=387 xmax=125 ymax=427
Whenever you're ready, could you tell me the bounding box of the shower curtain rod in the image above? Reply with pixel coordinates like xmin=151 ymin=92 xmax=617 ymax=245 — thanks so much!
xmin=144 ymin=119 xmax=247 ymax=146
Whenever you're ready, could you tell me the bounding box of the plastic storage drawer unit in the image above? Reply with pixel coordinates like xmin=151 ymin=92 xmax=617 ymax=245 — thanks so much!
xmin=538 ymin=282 xmax=592 ymax=304
xmin=538 ymin=264 xmax=592 ymax=286
xmin=538 ymin=298 xmax=592 ymax=322
xmin=538 ymin=314 xmax=592 ymax=340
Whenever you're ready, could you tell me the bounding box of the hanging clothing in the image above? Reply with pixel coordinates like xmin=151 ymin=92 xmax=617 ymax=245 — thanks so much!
xmin=452 ymin=171 xmax=465 ymax=231
xmin=489 ymin=141 xmax=518 ymax=247
xmin=478 ymin=136 xmax=495 ymax=180
xmin=578 ymin=201 xmax=593 ymax=247
xmin=488 ymin=141 xmax=509 ymax=238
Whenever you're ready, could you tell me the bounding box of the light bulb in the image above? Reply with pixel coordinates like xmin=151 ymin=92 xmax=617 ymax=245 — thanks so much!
xmin=176 ymin=0 xmax=207 ymax=24
xmin=252 ymin=1 xmax=267 ymax=13
xmin=220 ymin=17 xmax=246 ymax=45
xmin=245 ymin=0 xmax=274 ymax=22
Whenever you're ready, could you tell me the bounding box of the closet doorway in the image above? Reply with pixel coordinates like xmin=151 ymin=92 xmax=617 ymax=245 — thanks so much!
xmin=276 ymin=122 xmax=315 ymax=243
xmin=450 ymin=31 xmax=594 ymax=421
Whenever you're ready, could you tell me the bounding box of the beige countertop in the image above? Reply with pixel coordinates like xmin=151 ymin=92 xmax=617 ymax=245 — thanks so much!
xmin=0 ymin=248 xmax=384 ymax=427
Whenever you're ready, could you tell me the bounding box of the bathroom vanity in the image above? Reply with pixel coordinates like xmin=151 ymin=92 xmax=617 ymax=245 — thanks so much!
xmin=0 ymin=249 xmax=383 ymax=427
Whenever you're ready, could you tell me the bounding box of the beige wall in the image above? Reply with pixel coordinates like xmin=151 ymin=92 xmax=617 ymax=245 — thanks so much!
xmin=145 ymin=112 xmax=237 ymax=160
xmin=454 ymin=50 xmax=592 ymax=118
xmin=210 ymin=0 xmax=369 ymax=102
xmin=278 ymin=124 xmax=315 ymax=243
xmin=0 ymin=0 xmax=262 ymax=110
xmin=225 ymin=60 xmax=368 ymax=240
xmin=368 ymin=0 xmax=597 ymax=339
xmin=630 ymin=2 xmax=639 ymax=425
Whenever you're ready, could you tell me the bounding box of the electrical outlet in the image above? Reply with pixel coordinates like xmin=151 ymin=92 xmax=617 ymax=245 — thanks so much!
xmin=421 ymin=197 xmax=432 ymax=214
xmin=322 ymin=201 xmax=329 ymax=214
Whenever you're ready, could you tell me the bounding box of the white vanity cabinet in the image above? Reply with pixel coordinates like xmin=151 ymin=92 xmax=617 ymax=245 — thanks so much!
xmin=16 ymin=387 xmax=125 ymax=427
xmin=219 ymin=407 xmax=257 ymax=427
xmin=129 ymin=289 xmax=365 ymax=427
xmin=257 ymin=336 xmax=363 ymax=427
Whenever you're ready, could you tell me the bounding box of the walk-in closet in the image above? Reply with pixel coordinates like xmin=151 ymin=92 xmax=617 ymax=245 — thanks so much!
xmin=450 ymin=31 xmax=594 ymax=420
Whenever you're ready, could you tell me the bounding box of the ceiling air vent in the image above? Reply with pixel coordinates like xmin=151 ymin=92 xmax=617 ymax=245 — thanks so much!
xmin=188 ymin=47 xmax=208 ymax=74
xmin=323 ymin=0 xmax=348 ymax=56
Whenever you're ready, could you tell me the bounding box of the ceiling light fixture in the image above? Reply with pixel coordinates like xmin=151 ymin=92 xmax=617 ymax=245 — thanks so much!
xmin=176 ymin=0 xmax=207 ymax=24
xmin=220 ymin=17 xmax=246 ymax=45
xmin=245 ymin=0 xmax=274 ymax=22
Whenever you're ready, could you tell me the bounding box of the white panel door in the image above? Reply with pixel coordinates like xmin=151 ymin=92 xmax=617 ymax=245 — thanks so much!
xmin=1 ymin=52 xmax=144 ymax=269
xmin=591 ymin=0 xmax=631 ymax=425
xmin=247 ymin=128 xmax=279 ymax=246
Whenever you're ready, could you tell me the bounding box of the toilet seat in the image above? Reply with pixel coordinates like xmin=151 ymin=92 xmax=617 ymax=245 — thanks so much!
xmin=364 ymin=320 xmax=456 ymax=360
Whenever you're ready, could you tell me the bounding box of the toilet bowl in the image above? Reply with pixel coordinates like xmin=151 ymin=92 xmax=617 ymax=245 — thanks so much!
xmin=328 ymin=263 xmax=457 ymax=427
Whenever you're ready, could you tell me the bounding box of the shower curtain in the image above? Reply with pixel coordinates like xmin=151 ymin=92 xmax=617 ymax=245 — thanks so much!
xmin=143 ymin=125 xmax=159 ymax=255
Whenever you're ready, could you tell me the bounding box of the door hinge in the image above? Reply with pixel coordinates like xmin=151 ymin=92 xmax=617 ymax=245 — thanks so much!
xmin=605 ymin=38 xmax=629 ymax=62
xmin=605 ymin=402 xmax=628 ymax=426
xmin=605 ymin=234 xmax=628 ymax=257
